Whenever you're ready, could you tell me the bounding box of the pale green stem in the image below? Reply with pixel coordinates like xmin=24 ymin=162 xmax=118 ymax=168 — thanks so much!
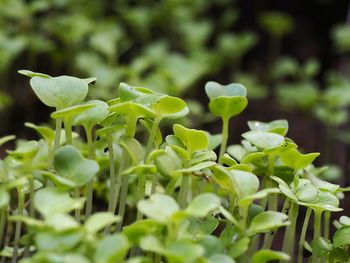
xmin=178 ymin=174 xmax=190 ymax=209
xmin=151 ymin=173 xmax=158 ymax=195
xmin=111 ymin=152 xmax=127 ymax=215
xmin=107 ymin=135 xmax=116 ymax=213
xmin=12 ymin=187 xmax=25 ymax=263
xmin=154 ymin=254 xmax=161 ymax=263
xmin=53 ymin=118 xmax=63 ymax=153
xmin=312 ymin=210 xmax=322 ymax=263
xmin=239 ymin=205 xmax=248 ymax=231
xmin=228 ymin=193 xmax=236 ymax=214
xmin=64 ymin=119 xmax=73 ymax=145
xmin=145 ymin=117 xmax=160 ymax=158
xmin=298 ymin=208 xmax=312 ymax=263
xmin=23 ymin=176 xmax=35 ymax=256
xmin=281 ymin=201 xmax=299 ymax=258
xmin=74 ymin=188 xmax=81 ymax=222
xmin=263 ymin=196 xmax=286 ymax=250
xmin=323 ymin=211 xmax=330 ymax=239
xmin=116 ymin=175 xmax=129 ymax=232
xmin=0 ymin=207 xmax=6 ymax=249
xmin=85 ymin=126 xmax=95 ymax=219
xmin=219 ymin=117 xmax=229 ymax=164
xmin=136 ymin=173 xmax=146 ymax=221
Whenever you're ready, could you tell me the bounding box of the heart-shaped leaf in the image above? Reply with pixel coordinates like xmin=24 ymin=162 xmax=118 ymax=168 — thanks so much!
xmin=242 ymin=131 xmax=284 ymax=150
xmin=280 ymin=149 xmax=320 ymax=170
xmin=209 ymin=96 xmax=248 ymax=119
xmin=29 ymin=75 xmax=92 ymax=108
xmin=137 ymin=194 xmax=179 ymax=223
xmin=34 ymin=187 xmax=85 ymax=217
xmin=247 ymin=119 xmax=289 ymax=136
xmin=152 ymin=95 xmax=189 ymax=120
xmin=185 ymin=193 xmax=221 ymax=217
xmin=248 ymin=211 xmax=290 ymax=235
xmin=54 ymin=145 xmax=99 ymax=187
xmin=94 ymin=234 xmax=130 ymax=263
xmin=173 ymin=124 xmax=208 ymax=155
xmin=72 ymin=100 xmax=109 ymax=129
xmin=205 ymin=81 xmax=247 ymax=100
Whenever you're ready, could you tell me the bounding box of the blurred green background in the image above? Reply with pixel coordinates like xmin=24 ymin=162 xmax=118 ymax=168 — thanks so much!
xmin=1 ymin=0 xmax=350 ymax=184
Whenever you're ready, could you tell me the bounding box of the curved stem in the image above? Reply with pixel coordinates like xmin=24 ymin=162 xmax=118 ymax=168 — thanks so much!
xmin=53 ymin=118 xmax=62 ymax=153
xmin=178 ymin=174 xmax=190 ymax=209
xmin=145 ymin=118 xmax=160 ymax=158
xmin=281 ymin=202 xmax=299 ymax=257
xmin=219 ymin=117 xmax=229 ymax=164
xmin=312 ymin=210 xmax=322 ymax=263
xmin=323 ymin=211 xmax=330 ymax=239
xmin=12 ymin=187 xmax=25 ymax=263
xmin=64 ymin=118 xmax=73 ymax=145
xmin=85 ymin=126 xmax=95 ymax=219
xmin=298 ymin=208 xmax=312 ymax=263
xmin=136 ymin=173 xmax=146 ymax=221
xmin=116 ymin=175 xmax=129 ymax=232
xmin=0 ymin=207 xmax=7 ymax=250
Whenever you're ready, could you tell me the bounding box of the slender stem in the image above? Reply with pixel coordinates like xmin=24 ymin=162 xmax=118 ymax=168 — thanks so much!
xmin=145 ymin=118 xmax=160 ymax=158
xmin=136 ymin=173 xmax=146 ymax=221
xmin=23 ymin=176 xmax=35 ymax=256
xmin=12 ymin=187 xmax=25 ymax=263
xmin=74 ymin=188 xmax=81 ymax=222
xmin=323 ymin=211 xmax=330 ymax=239
xmin=178 ymin=174 xmax=190 ymax=209
xmin=85 ymin=126 xmax=95 ymax=219
xmin=116 ymin=175 xmax=129 ymax=232
xmin=154 ymin=254 xmax=161 ymax=263
xmin=64 ymin=119 xmax=73 ymax=145
xmin=239 ymin=205 xmax=249 ymax=231
xmin=298 ymin=208 xmax=312 ymax=263
xmin=312 ymin=210 xmax=322 ymax=263
xmin=228 ymin=193 xmax=236 ymax=214
xmin=0 ymin=207 xmax=6 ymax=249
xmin=281 ymin=202 xmax=299 ymax=257
xmin=111 ymin=152 xmax=127 ymax=215
xmin=263 ymin=195 xmax=284 ymax=250
xmin=107 ymin=134 xmax=116 ymax=214
xmin=219 ymin=117 xmax=229 ymax=164
xmin=151 ymin=173 xmax=158 ymax=195
xmin=53 ymin=118 xmax=63 ymax=153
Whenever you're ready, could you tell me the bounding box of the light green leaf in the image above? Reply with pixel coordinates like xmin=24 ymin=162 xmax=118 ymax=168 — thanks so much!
xmin=34 ymin=187 xmax=85 ymax=217
xmin=173 ymin=124 xmax=208 ymax=155
xmin=205 ymin=82 xmax=247 ymax=100
xmin=248 ymin=211 xmax=290 ymax=235
xmin=54 ymin=145 xmax=99 ymax=187
xmin=85 ymin=212 xmax=120 ymax=234
xmin=252 ymin=250 xmax=290 ymax=263
xmin=242 ymin=131 xmax=284 ymax=150
xmin=185 ymin=193 xmax=221 ymax=217
xmin=247 ymin=119 xmax=289 ymax=136
xmin=209 ymin=96 xmax=248 ymax=119
xmin=137 ymin=194 xmax=179 ymax=223
xmin=94 ymin=234 xmax=130 ymax=263
xmin=333 ymin=226 xmax=350 ymax=247
xmin=280 ymin=149 xmax=319 ymax=170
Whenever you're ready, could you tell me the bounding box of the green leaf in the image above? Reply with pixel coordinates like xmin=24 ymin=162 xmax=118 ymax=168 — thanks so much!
xmin=185 ymin=193 xmax=221 ymax=217
xmin=248 ymin=211 xmax=290 ymax=235
xmin=85 ymin=212 xmax=120 ymax=234
xmin=34 ymin=187 xmax=85 ymax=217
xmin=51 ymin=103 xmax=96 ymax=120
xmin=0 ymin=135 xmax=16 ymax=147
xmin=72 ymin=100 xmax=109 ymax=128
xmin=172 ymin=161 xmax=216 ymax=176
xmin=152 ymin=95 xmax=189 ymax=120
xmin=242 ymin=131 xmax=284 ymax=150
xmin=209 ymin=96 xmax=248 ymax=119
xmin=333 ymin=226 xmax=350 ymax=247
xmin=312 ymin=237 xmax=332 ymax=257
xmin=18 ymin=70 xmax=51 ymax=78
xmin=25 ymin=123 xmax=54 ymax=143
xmin=230 ymin=169 xmax=260 ymax=198
xmin=54 ymin=145 xmax=99 ymax=187
xmin=29 ymin=75 xmax=91 ymax=108
xmin=137 ymin=194 xmax=179 ymax=223
xmin=228 ymin=237 xmax=250 ymax=258
xmin=205 ymin=82 xmax=247 ymax=100
xmin=35 ymin=230 xmax=84 ymax=252
xmin=252 ymin=250 xmax=290 ymax=263
xmin=45 ymin=214 xmax=79 ymax=231
xmin=0 ymin=188 xmax=9 ymax=209
xmin=292 ymin=178 xmax=318 ymax=203
xmin=239 ymin=188 xmax=280 ymax=206
xmin=173 ymin=124 xmax=208 ymax=155
xmin=155 ymin=146 xmax=183 ymax=179
xmin=209 ymin=254 xmax=236 ymax=263
xmin=94 ymin=234 xmax=130 ymax=263
xmin=119 ymin=136 xmax=145 ymax=165
xmin=339 ymin=216 xmax=350 ymax=226
xmin=247 ymin=119 xmax=289 ymax=136
xmin=7 ymin=140 xmax=39 ymax=158
xmin=280 ymin=149 xmax=319 ymax=170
